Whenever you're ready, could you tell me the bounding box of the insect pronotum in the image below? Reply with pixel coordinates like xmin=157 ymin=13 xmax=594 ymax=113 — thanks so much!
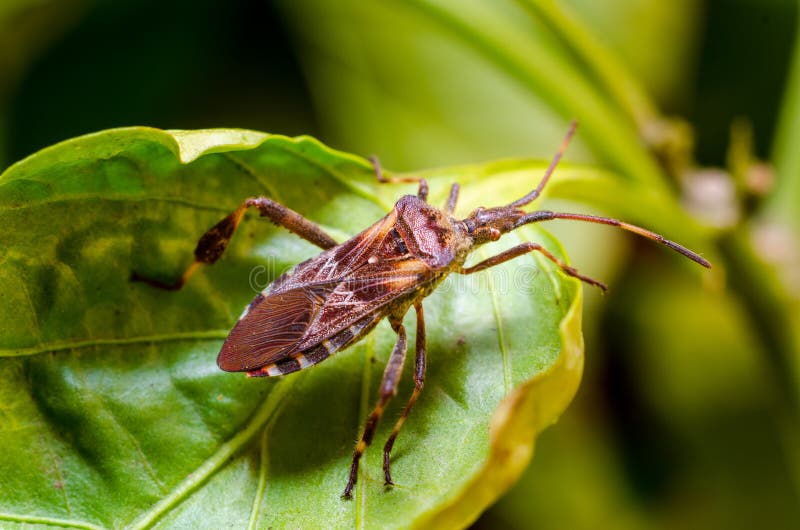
xmin=133 ymin=122 xmax=710 ymax=499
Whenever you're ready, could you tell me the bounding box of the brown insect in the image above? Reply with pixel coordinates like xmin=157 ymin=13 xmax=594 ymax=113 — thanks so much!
xmin=134 ymin=123 xmax=710 ymax=499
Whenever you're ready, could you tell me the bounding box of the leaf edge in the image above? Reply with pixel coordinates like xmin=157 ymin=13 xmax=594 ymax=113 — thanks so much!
xmin=412 ymin=280 xmax=584 ymax=529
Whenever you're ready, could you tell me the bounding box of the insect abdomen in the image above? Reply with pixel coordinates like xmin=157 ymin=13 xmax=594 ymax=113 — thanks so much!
xmin=246 ymin=311 xmax=384 ymax=377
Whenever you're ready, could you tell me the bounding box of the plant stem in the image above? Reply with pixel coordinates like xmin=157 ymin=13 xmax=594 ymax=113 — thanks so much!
xmin=768 ymin=2 xmax=800 ymax=230
xmin=517 ymin=0 xmax=660 ymax=129
xmin=719 ymin=229 xmax=800 ymax=498
xmin=759 ymin=2 xmax=800 ymax=496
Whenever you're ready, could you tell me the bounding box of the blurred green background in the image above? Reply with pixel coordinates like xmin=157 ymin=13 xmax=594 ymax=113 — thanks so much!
xmin=2 ymin=0 xmax=799 ymax=528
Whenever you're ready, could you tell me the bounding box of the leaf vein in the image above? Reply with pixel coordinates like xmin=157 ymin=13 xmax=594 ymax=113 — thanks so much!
xmin=222 ymin=153 xmax=281 ymax=202
xmin=166 ymin=369 xmax=216 ymax=438
xmin=1 ymin=330 xmax=230 ymax=358
xmin=127 ymin=380 xmax=293 ymax=529
xmin=17 ymin=277 xmax=43 ymax=344
xmin=247 ymin=428 xmax=270 ymax=530
xmin=0 ymin=512 xmax=107 ymax=530
xmin=485 ymin=258 xmax=511 ymax=396
xmin=72 ymin=359 xmax=166 ymax=498
xmin=266 ymin=141 xmax=390 ymax=210
xmin=356 ymin=333 xmax=377 ymax=529
xmin=22 ymin=363 xmax=74 ymax=516
xmin=0 ymin=194 xmax=233 ymax=213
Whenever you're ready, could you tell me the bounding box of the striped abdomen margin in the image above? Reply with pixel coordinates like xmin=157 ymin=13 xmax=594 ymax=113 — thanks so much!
xmin=246 ymin=311 xmax=385 ymax=377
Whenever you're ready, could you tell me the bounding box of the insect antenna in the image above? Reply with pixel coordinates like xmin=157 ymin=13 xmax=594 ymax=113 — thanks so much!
xmin=508 ymin=120 xmax=578 ymax=208
xmin=504 ymin=121 xmax=709 ymax=269
xmin=517 ymin=211 xmax=711 ymax=268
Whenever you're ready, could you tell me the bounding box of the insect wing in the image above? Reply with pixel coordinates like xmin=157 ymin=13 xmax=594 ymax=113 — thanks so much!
xmin=293 ymin=268 xmax=425 ymax=350
xmin=218 ymin=205 xmax=435 ymax=373
xmin=217 ymin=212 xmax=398 ymax=372
xmin=217 ymin=267 xmax=429 ymax=373
xmin=216 ymin=283 xmax=333 ymax=371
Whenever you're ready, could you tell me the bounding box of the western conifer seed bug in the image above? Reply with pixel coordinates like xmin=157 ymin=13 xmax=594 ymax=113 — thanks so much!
xmin=133 ymin=122 xmax=711 ymax=498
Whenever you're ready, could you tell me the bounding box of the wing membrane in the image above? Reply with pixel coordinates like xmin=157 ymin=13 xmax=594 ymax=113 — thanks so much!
xmin=217 ymin=284 xmax=332 ymax=371
xmin=217 ymin=271 xmax=426 ymax=372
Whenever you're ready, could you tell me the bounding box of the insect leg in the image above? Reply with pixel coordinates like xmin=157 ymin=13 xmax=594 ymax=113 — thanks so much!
xmin=369 ymin=155 xmax=429 ymax=201
xmin=382 ymin=302 xmax=426 ymax=486
xmin=459 ymin=242 xmax=608 ymax=292
xmin=132 ymin=197 xmax=337 ymax=290
xmin=445 ymin=183 xmax=460 ymax=214
xmin=508 ymin=121 xmax=577 ymax=208
xmin=343 ymin=318 xmax=408 ymax=499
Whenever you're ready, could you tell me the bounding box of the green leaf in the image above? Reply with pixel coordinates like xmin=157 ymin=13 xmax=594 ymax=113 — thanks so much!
xmin=0 ymin=128 xmax=583 ymax=529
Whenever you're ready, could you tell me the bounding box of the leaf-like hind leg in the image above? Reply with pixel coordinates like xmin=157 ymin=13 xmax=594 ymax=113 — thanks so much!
xmin=459 ymin=241 xmax=608 ymax=292
xmin=132 ymin=197 xmax=337 ymax=290
xmin=369 ymin=155 xmax=429 ymax=201
xmin=383 ymin=302 xmax=426 ymax=486
xmin=343 ymin=317 xmax=408 ymax=499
